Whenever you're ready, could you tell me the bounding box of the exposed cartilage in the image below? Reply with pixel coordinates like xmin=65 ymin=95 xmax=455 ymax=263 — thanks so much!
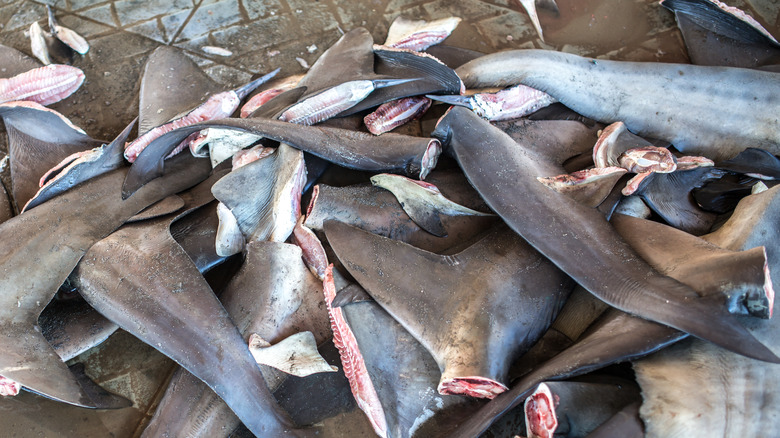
xmin=279 ymin=78 xmax=418 ymax=126
xmin=676 ymin=155 xmax=714 ymax=170
xmin=537 ymin=167 xmax=628 ymax=207
xmin=47 ymin=5 xmax=89 ymax=55
xmin=124 ymin=68 xmax=279 ymax=162
xmin=524 ymin=383 xmax=558 ymax=438
xmin=248 ymin=331 xmax=337 ymax=377
xmin=0 ymin=64 xmax=84 ymax=106
xmin=428 ymin=84 xmax=556 ymax=121
xmin=364 ymin=96 xmax=432 ymax=135
xmin=215 ymin=202 xmax=245 ymax=257
xmin=29 ymin=21 xmax=51 ymax=65
xmin=323 ymin=266 xmax=388 ymax=438
xmin=618 ymin=146 xmax=677 ymax=173
xmin=438 ymin=376 xmax=508 ymax=399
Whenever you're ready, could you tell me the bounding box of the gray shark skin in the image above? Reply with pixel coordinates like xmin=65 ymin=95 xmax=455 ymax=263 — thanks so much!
xmin=0 ymin=103 xmax=103 ymax=209
xmin=0 ymin=151 xmax=209 ymax=408
xmin=325 ymin=221 xmax=574 ymax=399
xmin=455 ymin=50 xmax=780 ymax=161
xmin=339 ymin=280 xmax=484 ymax=438
xmin=443 ymin=207 xmax=771 ymax=438
xmin=141 ymin=241 xmax=330 ymax=437
xmin=74 ymin=175 xmax=310 ymax=437
xmin=634 ymin=185 xmax=780 ymax=438
xmin=432 ymin=106 xmax=777 ymax=364
xmin=122 ymin=116 xmax=440 ymax=199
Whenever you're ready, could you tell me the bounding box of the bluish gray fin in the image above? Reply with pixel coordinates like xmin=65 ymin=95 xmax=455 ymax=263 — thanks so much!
xmin=633 ymin=167 xmax=725 ymax=235
xmin=138 ymin=46 xmax=223 ymax=134
xmin=342 ymin=48 xmax=462 ymax=115
xmin=716 ymin=147 xmax=780 ymax=179
xmin=692 ymin=174 xmax=758 ymax=214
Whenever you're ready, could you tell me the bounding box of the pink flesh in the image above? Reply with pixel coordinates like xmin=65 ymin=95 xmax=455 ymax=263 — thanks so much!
xmin=0 ymin=64 xmax=85 ymax=106
xmin=676 ymin=155 xmax=714 ymax=170
xmin=592 ymin=122 xmax=625 ymax=168
xmin=409 ymin=178 xmax=440 ymax=192
xmin=622 ymin=171 xmax=652 ymax=196
xmin=305 ymin=185 xmax=319 ymax=219
xmin=0 ymin=376 xmax=21 ymax=396
xmin=323 ymin=266 xmax=388 ymax=438
xmin=524 ymin=386 xmax=558 ymax=438
xmin=538 ymin=166 xmax=627 ymax=187
xmin=473 ymin=85 xmax=556 ymax=121
xmin=240 ymin=88 xmax=285 ymax=118
xmin=364 ymin=96 xmax=432 ymax=135
xmin=231 ymin=145 xmax=275 ymax=170
xmin=390 ymin=31 xmax=450 ymax=51
xmin=438 ymin=377 xmax=508 ymax=399
xmin=292 ymin=216 xmax=329 ymax=281
xmin=124 ymin=90 xmax=239 ymax=162
xmin=617 ymin=146 xmax=677 ymax=173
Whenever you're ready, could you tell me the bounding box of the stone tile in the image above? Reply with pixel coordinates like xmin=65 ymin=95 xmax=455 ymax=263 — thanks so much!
xmin=126 ymin=18 xmax=166 ymax=43
xmin=160 ymin=8 xmax=191 ymax=42
xmin=210 ymin=13 xmax=298 ymax=55
xmin=385 ymin=0 xmax=428 ymax=16
xmin=114 ymin=0 xmax=192 ymax=26
xmin=203 ymin=63 xmax=252 ymax=88
xmin=56 ymin=13 xmax=115 ymax=37
xmin=4 ymin=1 xmax=47 ymax=31
xmin=87 ymin=29 xmax=159 ymax=63
xmin=241 ymin=0 xmax=284 ymax=20
xmin=474 ymin=11 xmax=536 ymax=50
xmin=746 ymin=0 xmax=780 ymax=25
xmin=76 ymin=4 xmax=118 ymax=27
xmin=184 ymin=51 xmax=215 ymax=68
xmin=292 ymin=2 xmax=340 ymax=36
xmin=175 ymin=0 xmax=242 ymax=42
xmin=0 ymin=4 xmax=19 ymax=30
xmin=422 ymin=0 xmax=505 ymax=22
xmin=70 ymin=0 xmax=111 ymax=12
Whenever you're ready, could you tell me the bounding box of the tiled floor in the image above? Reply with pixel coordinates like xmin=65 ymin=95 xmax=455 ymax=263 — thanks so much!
xmin=1 ymin=0 xmax=779 ymax=436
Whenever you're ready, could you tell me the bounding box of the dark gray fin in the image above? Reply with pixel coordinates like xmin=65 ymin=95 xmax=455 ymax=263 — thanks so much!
xmin=661 ymin=0 xmax=780 ymax=48
xmin=0 ymin=44 xmax=41 ymax=78
xmin=248 ymin=86 xmax=307 ymax=119
xmin=716 ymin=147 xmax=780 ymax=179
xmin=0 ymin=153 xmax=209 ymax=409
xmin=0 ymin=103 xmax=103 ymax=209
xmin=169 ymin=201 xmax=226 ymax=274
xmin=23 ymin=118 xmax=136 ymax=212
xmin=426 ymin=94 xmax=473 ymax=109
xmin=342 ymin=47 xmax=462 ymax=115
xmin=585 ymin=401 xmax=644 ymax=438
xmin=432 ymin=107 xmax=780 ymax=364
xmin=68 ymin=363 xmax=132 ymax=409
xmin=122 ymin=117 xmax=439 ymax=198
xmin=304 ymin=183 xmax=498 ymax=255
xmin=692 ymin=173 xmax=758 ymax=214
xmin=126 ymin=195 xmax=185 ymax=223
xmin=140 ymin=240 xmax=329 ymax=436
xmin=296 ymin=28 xmax=377 ymax=100
xmin=596 ymin=174 xmax=634 ymax=220
xmin=212 ymin=144 xmax=304 ymax=243
xmin=423 ymin=44 xmax=485 ymax=69
xmin=331 ymin=283 xmax=374 ymax=308
xmin=138 ymin=46 xmax=223 ymax=134
xmin=39 ymin=298 xmax=118 ymax=362
xmin=325 ymin=220 xmax=573 ymax=398
xmin=448 ymin=202 xmax=774 ymax=437
xmin=341 ymin=284 xmax=483 ymax=436
xmin=633 ymin=167 xmax=724 ymax=235
xmin=492 ymin=118 xmax=600 ymax=167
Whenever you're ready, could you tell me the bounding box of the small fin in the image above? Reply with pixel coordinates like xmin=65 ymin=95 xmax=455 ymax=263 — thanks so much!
xmin=248 ymin=332 xmax=337 ymax=377
xmin=68 ymin=363 xmax=132 ymax=409
xmin=332 ymin=283 xmax=375 ymax=308
xmin=661 ymin=0 xmax=780 ymax=47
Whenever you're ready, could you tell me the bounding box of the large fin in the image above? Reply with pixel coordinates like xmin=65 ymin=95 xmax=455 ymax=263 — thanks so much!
xmin=432 ymin=107 xmax=779 ymax=364
xmin=325 ymin=220 xmax=573 ymax=398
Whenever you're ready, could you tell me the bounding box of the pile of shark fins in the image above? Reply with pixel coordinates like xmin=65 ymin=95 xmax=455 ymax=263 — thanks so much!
xmin=1 ymin=1 xmax=780 ymax=437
